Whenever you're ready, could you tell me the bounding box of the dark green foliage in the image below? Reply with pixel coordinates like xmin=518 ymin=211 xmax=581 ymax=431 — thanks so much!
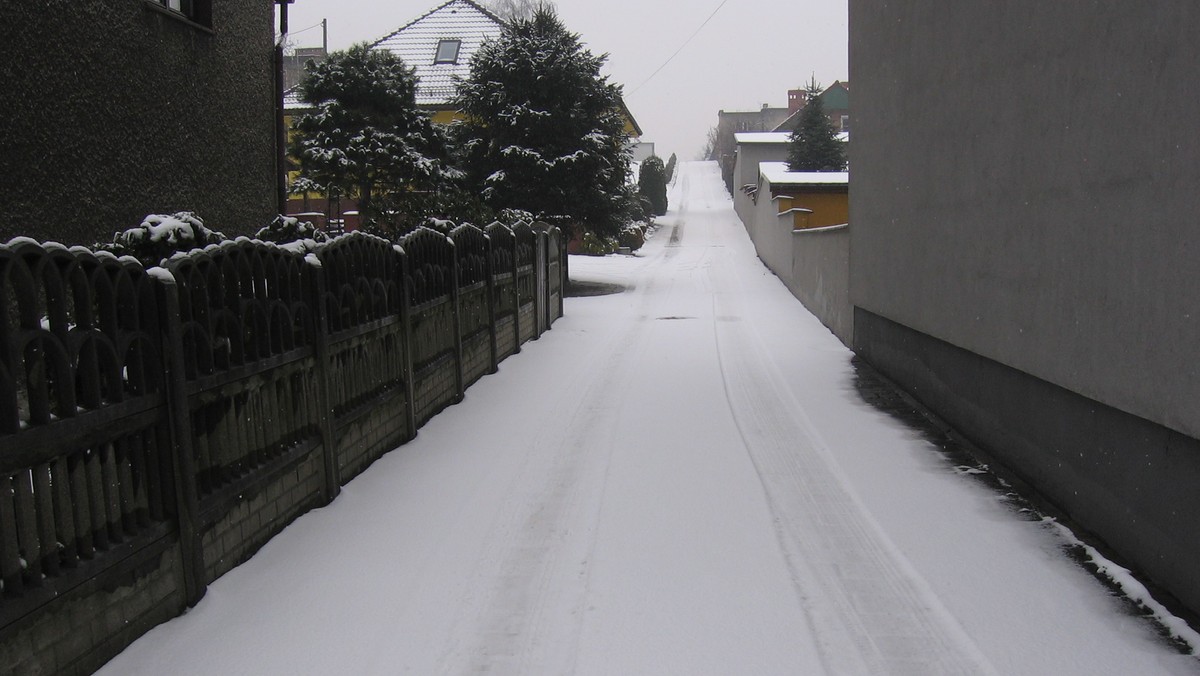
xmin=484 ymin=0 xmax=553 ymax=21
xmin=290 ymin=44 xmax=460 ymax=236
xmin=96 ymin=212 xmax=227 ymax=267
xmin=619 ymin=222 xmax=647 ymax=250
xmin=787 ymin=83 xmax=847 ymax=172
xmin=664 ymin=153 xmax=678 ymax=183
xmin=453 ymin=7 xmax=635 ymax=238
xmin=638 ymin=155 xmax=669 ymax=216
xmin=255 ymin=215 xmax=328 ymax=244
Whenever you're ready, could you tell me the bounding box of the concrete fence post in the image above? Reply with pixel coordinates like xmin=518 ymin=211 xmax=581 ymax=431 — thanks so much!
xmin=154 ymin=273 xmax=206 ymax=608
xmin=396 ymin=244 xmax=418 ymax=441
xmin=305 ymin=257 xmax=341 ymax=501
xmin=484 ymin=232 xmax=499 ymax=374
xmin=449 ymin=238 xmax=465 ymax=403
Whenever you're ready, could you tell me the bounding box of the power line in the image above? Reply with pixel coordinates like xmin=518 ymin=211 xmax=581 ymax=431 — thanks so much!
xmin=289 ymin=20 xmax=326 ymax=37
xmin=627 ymin=0 xmax=731 ymax=96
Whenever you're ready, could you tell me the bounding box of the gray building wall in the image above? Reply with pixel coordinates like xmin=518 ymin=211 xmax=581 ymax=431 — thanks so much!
xmin=850 ymin=3 xmax=1200 ymax=613
xmin=0 ymin=0 xmax=278 ymax=246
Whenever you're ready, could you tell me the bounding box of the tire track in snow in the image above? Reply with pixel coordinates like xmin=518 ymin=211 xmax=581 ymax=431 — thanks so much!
xmin=437 ymin=247 xmax=668 ymax=675
xmin=710 ymin=267 xmax=998 ymax=675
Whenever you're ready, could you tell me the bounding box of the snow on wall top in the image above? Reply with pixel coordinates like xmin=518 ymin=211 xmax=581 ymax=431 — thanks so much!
xmin=734 ymin=132 xmax=793 ymax=145
xmin=759 ymin=162 xmax=848 ymax=186
xmin=734 ymin=132 xmax=848 ymax=145
xmin=371 ymin=0 xmax=503 ymax=107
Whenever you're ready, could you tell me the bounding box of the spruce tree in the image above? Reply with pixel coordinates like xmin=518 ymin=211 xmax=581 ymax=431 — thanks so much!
xmin=484 ymin=0 xmax=553 ymax=22
xmin=291 ymin=44 xmax=459 ymax=234
xmin=664 ymin=153 xmax=678 ymax=184
xmin=787 ymin=82 xmax=847 ymax=172
xmin=454 ymin=7 xmax=635 ymax=237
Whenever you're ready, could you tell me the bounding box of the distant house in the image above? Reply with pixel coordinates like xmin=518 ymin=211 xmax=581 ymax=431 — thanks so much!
xmin=0 ymin=1 xmax=279 ymax=245
xmin=286 ymin=0 xmax=644 ymax=229
xmin=719 ymin=105 xmax=794 ymax=135
xmin=284 ymin=46 xmax=329 ymax=91
xmin=711 ymin=105 xmax=791 ymax=192
xmin=371 ymin=0 xmax=507 ymax=124
xmin=776 ymin=81 xmax=850 ymax=134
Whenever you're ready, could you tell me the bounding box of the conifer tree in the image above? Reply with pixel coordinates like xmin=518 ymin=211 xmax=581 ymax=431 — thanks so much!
xmin=484 ymin=0 xmax=553 ymax=22
xmin=454 ymin=7 xmax=635 ymax=237
xmin=664 ymin=153 xmax=678 ymax=184
xmin=638 ymin=156 xmax=668 ymax=216
xmin=290 ymin=44 xmax=459 ymax=233
xmin=787 ymin=81 xmax=847 ymax=172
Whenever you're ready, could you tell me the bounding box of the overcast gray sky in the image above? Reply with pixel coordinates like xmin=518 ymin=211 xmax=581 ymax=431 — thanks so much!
xmin=280 ymin=0 xmax=848 ymax=161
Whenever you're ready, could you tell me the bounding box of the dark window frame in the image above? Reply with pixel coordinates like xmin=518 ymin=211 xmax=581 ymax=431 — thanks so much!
xmin=144 ymin=0 xmax=213 ymax=31
xmin=434 ymin=39 xmax=462 ymax=65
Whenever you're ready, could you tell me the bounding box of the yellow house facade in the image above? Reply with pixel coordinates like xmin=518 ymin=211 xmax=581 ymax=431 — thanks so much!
xmin=758 ymin=163 xmax=849 ymax=230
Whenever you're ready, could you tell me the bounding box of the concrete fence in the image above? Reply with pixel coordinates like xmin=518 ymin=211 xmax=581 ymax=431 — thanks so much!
xmin=0 ymin=222 xmax=565 ymax=675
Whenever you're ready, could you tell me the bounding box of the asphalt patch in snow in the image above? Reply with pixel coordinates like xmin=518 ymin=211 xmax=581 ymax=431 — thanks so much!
xmin=565 ymin=279 xmax=626 ymax=297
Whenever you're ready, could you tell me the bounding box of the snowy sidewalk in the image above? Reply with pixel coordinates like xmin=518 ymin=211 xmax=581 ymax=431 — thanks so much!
xmin=99 ymin=162 xmax=1197 ymax=675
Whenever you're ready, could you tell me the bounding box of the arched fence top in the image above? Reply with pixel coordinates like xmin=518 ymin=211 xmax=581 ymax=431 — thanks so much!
xmin=449 ymin=223 xmax=490 ymax=288
xmin=400 ymin=226 xmax=455 ymax=307
xmin=543 ymin=225 xmax=563 ymax=264
xmin=164 ymin=238 xmax=317 ymax=378
xmin=485 ymin=222 xmax=516 ymax=274
xmin=0 ymin=237 xmax=164 ymax=432
xmin=315 ymin=231 xmax=405 ymax=332
xmin=512 ymin=221 xmax=536 ymax=268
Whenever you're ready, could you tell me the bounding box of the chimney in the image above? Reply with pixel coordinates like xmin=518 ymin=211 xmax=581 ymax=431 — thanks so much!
xmin=788 ymin=89 xmax=806 ymax=114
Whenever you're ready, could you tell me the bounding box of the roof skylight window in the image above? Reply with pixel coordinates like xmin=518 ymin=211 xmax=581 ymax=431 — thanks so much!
xmin=434 ymin=39 xmax=461 ymax=64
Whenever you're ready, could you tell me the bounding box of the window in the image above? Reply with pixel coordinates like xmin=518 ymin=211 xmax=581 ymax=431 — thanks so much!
xmin=149 ymin=0 xmax=212 ymax=28
xmin=434 ymin=39 xmax=461 ymax=64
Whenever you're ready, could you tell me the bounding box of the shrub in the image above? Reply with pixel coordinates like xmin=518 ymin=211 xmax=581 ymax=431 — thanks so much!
xmin=96 ymin=212 xmax=226 ymax=267
xmin=619 ymin=222 xmax=646 ymax=250
xmin=577 ymin=230 xmax=617 ymax=255
xmin=255 ymin=215 xmax=328 ymax=244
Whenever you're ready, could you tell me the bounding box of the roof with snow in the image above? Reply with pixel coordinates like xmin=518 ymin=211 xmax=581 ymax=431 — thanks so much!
xmin=284 ymin=85 xmax=304 ymax=111
xmin=370 ymin=0 xmax=503 ymax=108
xmin=759 ymin=162 xmax=848 ymax=187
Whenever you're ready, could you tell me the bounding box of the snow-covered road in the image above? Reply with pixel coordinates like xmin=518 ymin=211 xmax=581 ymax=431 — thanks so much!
xmin=100 ymin=162 xmax=1198 ymax=675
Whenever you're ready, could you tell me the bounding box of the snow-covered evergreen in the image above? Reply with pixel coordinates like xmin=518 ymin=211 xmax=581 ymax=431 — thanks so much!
xmin=96 ymin=212 xmax=226 ymax=266
xmin=291 ymin=44 xmax=461 ymax=235
xmin=255 ymin=215 xmax=328 ymax=245
xmin=453 ymin=7 xmax=636 ymax=237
